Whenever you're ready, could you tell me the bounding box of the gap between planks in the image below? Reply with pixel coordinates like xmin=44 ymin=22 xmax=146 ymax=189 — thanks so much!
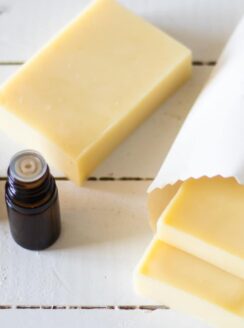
xmin=0 ymin=61 xmax=216 ymax=66
xmin=0 ymin=177 xmax=154 ymax=181
xmin=0 ymin=305 xmax=168 ymax=311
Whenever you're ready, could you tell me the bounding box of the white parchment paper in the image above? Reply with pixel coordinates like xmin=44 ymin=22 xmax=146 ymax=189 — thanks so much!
xmin=148 ymin=17 xmax=244 ymax=226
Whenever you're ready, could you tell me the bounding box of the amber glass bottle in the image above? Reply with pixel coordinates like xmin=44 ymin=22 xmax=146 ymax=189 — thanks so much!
xmin=5 ymin=150 xmax=61 ymax=250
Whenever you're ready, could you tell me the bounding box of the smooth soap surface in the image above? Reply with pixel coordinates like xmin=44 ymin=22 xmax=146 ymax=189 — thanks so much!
xmin=157 ymin=177 xmax=244 ymax=278
xmin=134 ymin=239 xmax=244 ymax=328
xmin=0 ymin=0 xmax=191 ymax=184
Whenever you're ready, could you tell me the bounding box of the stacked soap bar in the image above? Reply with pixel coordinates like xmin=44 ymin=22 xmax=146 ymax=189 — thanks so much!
xmin=134 ymin=177 xmax=244 ymax=327
xmin=157 ymin=177 xmax=244 ymax=278
xmin=0 ymin=0 xmax=191 ymax=185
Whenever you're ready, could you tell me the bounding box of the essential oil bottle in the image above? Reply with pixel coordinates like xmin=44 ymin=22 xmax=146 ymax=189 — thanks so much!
xmin=5 ymin=150 xmax=61 ymax=250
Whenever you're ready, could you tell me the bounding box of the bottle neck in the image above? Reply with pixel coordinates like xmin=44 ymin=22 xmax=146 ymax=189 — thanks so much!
xmin=6 ymin=166 xmax=56 ymax=209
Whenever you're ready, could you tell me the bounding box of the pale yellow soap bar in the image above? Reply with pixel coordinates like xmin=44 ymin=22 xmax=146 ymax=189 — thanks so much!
xmin=0 ymin=0 xmax=191 ymax=184
xmin=157 ymin=177 xmax=244 ymax=279
xmin=134 ymin=238 xmax=244 ymax=328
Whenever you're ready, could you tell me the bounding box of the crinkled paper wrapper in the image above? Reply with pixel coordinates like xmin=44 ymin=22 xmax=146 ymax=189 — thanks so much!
xmin=148 ymin=17 xmax=244 ymax=228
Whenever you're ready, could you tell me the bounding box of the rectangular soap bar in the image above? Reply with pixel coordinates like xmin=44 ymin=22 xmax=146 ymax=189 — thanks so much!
xmin=134 ymin=238 xmax=244 ymax=328
xmin=157 ymin=177 xmax=244 ymax=279
xmin=0 ymin=0 xmax=191 ymax=184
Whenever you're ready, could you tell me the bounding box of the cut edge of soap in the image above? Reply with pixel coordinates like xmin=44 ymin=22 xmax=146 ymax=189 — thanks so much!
xmin=134 ymin=238 xmax=244 ymax=328
xmin=157 ymin=204 xmax=244 ymax=280
xmin=147 ymin=175 xmax=241 ymax=230
xmin=134 ymin=272 xmax=244 ymax=328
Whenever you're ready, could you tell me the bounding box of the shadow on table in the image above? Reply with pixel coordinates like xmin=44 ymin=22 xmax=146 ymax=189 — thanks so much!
xmin=50 ymin=181 xmax=152 ymax=251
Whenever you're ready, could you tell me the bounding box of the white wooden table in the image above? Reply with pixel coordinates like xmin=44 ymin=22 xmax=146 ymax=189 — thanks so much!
xmin=0 ymin=1 xmax=243 ymax=327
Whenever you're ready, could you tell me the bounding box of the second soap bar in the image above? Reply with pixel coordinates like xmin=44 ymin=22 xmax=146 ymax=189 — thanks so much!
xmin=157 ymin=177 xmax=244 ymax=279
xmin=0 ymin=0 xmax=191 ymax=184
xmin=134 ymin=238 xmax=244 ymax=328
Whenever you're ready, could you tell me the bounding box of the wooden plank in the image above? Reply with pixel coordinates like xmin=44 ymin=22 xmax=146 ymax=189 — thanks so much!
xmin=0 ymin=0 xmax=243 ymax=62
xmin=0 ymin=180 xmax=153 ymax=305
xmin=0 ymin=309 xmax=209 ymax=328
xmin=0 ymin=65 xmax=212 ymax=178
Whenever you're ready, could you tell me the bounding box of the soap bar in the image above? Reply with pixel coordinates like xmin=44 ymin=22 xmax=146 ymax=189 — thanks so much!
xmin=134 ymin=239 xmax=244 ymax=328
xmin=157 ymin=177 xmax=244 ymax=279
xmin=0 ymin=0 xmax=191 ymax=185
